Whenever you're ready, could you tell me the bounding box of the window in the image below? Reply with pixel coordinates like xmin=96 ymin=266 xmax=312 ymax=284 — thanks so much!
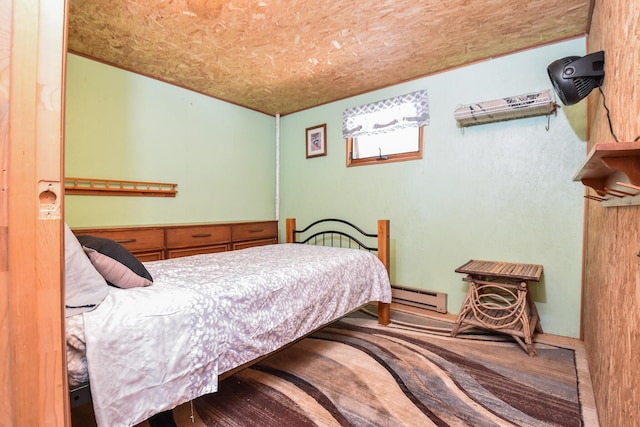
xmin=347 ymin=126 xmax=424 ymax=167
xmin=343 ymin=89 xmax=429 ymax=167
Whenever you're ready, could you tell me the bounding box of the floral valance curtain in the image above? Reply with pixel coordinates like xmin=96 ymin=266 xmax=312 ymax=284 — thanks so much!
xmin=342 ymin=89 xmax=429 ymax=139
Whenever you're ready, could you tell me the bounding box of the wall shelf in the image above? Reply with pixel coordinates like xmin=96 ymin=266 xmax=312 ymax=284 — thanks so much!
xmin=65 ymin=177 xmax=178 ymax=197
xmin=573 ymin=142 xmax=640 ymax=206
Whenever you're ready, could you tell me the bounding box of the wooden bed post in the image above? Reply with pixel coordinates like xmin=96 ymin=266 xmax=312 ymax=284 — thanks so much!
xmin=377 ymin=220 xmax=391 ymax=325
xmin=285 ymin=218 xmax=296 ymax=243
xmin=378 ymin=303 xmax=391 ymax=326
xmin=377 ymin=220 xmax=390 ymax=274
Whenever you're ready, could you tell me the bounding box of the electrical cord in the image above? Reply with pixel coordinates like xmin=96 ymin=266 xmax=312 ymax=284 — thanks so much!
xmin=598 ymin=87 xmax=619 ymax=142
xmin=598 ymin=87 xmax=640 ymax=142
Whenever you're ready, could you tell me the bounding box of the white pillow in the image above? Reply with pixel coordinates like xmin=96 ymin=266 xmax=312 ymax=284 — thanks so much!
xmin=64 ymin=223 xmax=109 ymax=317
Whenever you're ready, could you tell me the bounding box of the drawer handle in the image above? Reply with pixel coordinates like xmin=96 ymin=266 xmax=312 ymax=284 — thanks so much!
xmin=115 ymin=238 xmax=137 ymax=244
xmin=249 ymin=229 xmax=264 ymax=233
xmin=192 ymin=233 xmax=212 ymax=238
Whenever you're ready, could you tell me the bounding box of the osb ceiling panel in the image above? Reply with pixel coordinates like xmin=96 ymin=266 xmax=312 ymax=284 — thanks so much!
xmin=67 ymin=0 xmax=592 ymax=116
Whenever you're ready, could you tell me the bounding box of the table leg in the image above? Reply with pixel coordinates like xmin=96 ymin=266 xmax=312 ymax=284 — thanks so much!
xmin=451 ymin=278 xmax=475 ymax=337
xmin=527 ymin=290 xmax=543 ymax=334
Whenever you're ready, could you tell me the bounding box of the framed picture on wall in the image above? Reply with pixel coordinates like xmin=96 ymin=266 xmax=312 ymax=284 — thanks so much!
xmin=305 ymin=124 xmax=327 ymax=158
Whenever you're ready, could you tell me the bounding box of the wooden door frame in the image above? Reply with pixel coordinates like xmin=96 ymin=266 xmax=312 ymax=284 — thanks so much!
xmin=1 ymin=0 xmax=69 ymax=425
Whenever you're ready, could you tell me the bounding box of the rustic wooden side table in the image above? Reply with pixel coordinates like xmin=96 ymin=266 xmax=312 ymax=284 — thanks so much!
xmin=451 ymin=259 xmax=543 ymax=356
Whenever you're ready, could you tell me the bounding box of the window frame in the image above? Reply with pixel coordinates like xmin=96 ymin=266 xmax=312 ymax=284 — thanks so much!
xmin=346 ymin=126 xmax=424 ymax=167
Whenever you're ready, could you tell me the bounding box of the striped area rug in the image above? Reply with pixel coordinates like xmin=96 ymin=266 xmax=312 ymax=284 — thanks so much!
xmin=169 ymin=309 xmax=582 ymax=427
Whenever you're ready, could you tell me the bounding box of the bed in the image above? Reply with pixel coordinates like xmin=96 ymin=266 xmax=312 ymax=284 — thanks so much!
xmin=66 ymin=217 xmax=392 ymax=427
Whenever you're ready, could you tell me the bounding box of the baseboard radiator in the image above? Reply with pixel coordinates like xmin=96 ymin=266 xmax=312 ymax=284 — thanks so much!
xmin=391 ymin=285 xmax=447 ymax=314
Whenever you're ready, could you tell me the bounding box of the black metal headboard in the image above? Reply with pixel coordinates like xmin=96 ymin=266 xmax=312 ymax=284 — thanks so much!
xmin=290 ymin=218 xmax=379 ymax=252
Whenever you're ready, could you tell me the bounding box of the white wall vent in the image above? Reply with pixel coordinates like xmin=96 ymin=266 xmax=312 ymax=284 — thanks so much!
xmin=391 ymin=285 xmax=447 ymax=313
xmin=454 ymin=89 xmax=557 ymax=128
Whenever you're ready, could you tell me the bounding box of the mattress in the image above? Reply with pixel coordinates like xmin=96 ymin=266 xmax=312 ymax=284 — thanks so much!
xmin=70 ymin=243 xmax=392 ymax=427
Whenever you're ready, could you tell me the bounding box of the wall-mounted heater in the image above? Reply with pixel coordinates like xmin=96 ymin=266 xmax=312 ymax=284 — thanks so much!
xmin=454 ymin=89 xmax=557 ymax=128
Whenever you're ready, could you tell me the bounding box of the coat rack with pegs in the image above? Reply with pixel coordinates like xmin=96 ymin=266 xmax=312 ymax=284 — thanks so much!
xmin=573 ymin=142 xmax=640 ymax=207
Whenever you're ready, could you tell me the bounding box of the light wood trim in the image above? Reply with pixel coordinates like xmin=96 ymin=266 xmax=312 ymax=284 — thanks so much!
xmin=4 ymin=0 xmax=69 ymax=425
xmin=0 ymin=0 xmax=12 ymax=420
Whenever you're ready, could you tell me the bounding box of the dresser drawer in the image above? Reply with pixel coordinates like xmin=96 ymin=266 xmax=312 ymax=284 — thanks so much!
xmin=166 ymin=224 xmax=231 ymax=249
xmin=135 ymin=251 xmax=165 ymax=262
xmin=167 ymin=244 xmax=229 ymax=259
xmin=231 ymin=221 xmax=278 ymax=242
xmin=232 ymin=238 xmax=278 ymax=251
xmin=74 ymin=227 xmax=165 ymax=254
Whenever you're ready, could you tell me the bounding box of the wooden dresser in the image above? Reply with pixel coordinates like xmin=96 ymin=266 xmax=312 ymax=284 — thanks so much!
xmin=73 ymin=220 xmax=278 ymax=261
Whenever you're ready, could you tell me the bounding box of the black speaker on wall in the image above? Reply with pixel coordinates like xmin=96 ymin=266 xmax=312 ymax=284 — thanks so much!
xmin=547 ymin=51 xmax=605 ymax=105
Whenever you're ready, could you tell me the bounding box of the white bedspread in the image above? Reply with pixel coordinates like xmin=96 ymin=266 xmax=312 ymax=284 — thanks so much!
xmin=66 ymin=314 xmax=88 ymax=388
xmin=83 ymin=243 xmax=391 ymax=427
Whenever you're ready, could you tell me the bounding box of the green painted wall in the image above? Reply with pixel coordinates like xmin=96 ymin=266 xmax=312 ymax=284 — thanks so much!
xmin=66 ymin=38 xmax=587 ymax=338
xmin=279 ymin=38 xmax=587 ymax=337
xmin=64 ymin=54 xmax=276 ymax=227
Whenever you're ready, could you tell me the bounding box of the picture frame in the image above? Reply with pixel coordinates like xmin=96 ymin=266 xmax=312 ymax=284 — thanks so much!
xmin=305 ymin=124 xmax=327 ymax=158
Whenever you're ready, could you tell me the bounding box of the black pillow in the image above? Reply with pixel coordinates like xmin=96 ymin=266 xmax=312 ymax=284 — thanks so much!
xmin=77 ymin=235 xmax=153 ymax=289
